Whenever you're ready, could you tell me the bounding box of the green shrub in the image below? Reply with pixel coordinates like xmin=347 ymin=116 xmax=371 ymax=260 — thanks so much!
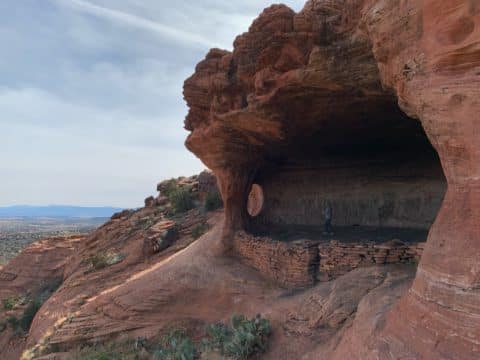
xmin=19 ymin=300 xmax=42 ymax=332
xmin=67 ymin=315 xmax=271 ymax=360
xmin=74 ymin=348 xmax=119 ymax=360
xmin=223 ymin=315 xmax=272 ymax=359
xmin=204 ymin=191 xmax=223 ymax=212
xmin=143 ymin=218 xmax=155 ymax=230
xmin=154 ymin=329 xmax=196 ymax=360
xmin=3 ymin=296 xmax=19 ymax=310
xmin=89 ymin=252 xmax=124 ymax=271
xmin=169 ymin=188 xmax=194 ymax=214
xmin=202 ymin=323 xmax=229 ymax=352
xmin=161 ymin=179 xmax=179 ymax=199
xmin=202 ymin=315 xmax=272 ymax=360
xmin=191 ymin=223 xmax=210 ymax=240
xmin=38 ymin=278 xmax=63 ymax=303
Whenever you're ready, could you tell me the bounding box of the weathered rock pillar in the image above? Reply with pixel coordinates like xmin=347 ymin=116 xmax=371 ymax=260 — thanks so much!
xmin=215 ymin=167 xmax=255 ymax=252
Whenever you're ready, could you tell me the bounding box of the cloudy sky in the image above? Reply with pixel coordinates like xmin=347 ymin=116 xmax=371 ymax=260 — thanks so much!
xmin=0 ymin=0 xmax=305 ymax=208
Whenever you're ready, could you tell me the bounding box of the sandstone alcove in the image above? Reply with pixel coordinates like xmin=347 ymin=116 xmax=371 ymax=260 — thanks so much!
xmin=248 ymin=104 xmax=447 ymax=247
xmin=184 ymin=1 xmax=480 ymax=356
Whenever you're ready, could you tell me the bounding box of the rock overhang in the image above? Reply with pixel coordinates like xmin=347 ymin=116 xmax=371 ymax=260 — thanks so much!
xmin=183 ymin=0 xmax=480 ymax=357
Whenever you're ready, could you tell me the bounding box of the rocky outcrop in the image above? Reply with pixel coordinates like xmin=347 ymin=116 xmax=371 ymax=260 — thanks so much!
xmin=184 ymin=1 xmax=480 ymax=358
xmin=0 ymin=174 xmax=222 ymax=359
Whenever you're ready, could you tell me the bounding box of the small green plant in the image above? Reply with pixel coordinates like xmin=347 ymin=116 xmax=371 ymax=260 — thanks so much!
xmin=64 ymin=315 xmax=271 ymax=360
xmin=204 ymin=191 xmax=223 ymax=212
xmin=169 ymin=188 xmax=195 ymax=214
xmin=154 ymin=329 xmax=196 ymax=360
xmin=143 ymin=218 xmax=155 ymax=230
xmin=19 ymin=299 xmax=42 ymax=332
xmin=161 ymin=179 xmax=179 ymax=199
xmin=191 ymin=223 xmax=210 ymax=240
xmin=3 ymin=296 xmax=20 ymax=310
xmin=201 ymin=323 xmax=229 ymax=352
xmin=89 ymin=252 xmax=124 ymax=271
xmin=224 ymin=315 xmax=272 ymax=359
xmin=202 ymin=315 xmax=272 ymax=360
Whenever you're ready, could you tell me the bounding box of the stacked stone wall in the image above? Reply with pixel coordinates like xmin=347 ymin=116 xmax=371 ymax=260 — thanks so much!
xmin=233 ymin=232 xmax=318 ymax=288
xmin=318 ymin=240 xmax=424 ymax=281
xmin=233 ymin=232 xmax=425 ymax=288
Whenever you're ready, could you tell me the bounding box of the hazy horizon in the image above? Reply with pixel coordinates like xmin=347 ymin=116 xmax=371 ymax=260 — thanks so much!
xmin=1 ymin=0 xmax=305 ymax=208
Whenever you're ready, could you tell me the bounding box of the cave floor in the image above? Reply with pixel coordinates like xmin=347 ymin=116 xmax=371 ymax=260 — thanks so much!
xmin=252 ymin=225 xmax=429 ymax=244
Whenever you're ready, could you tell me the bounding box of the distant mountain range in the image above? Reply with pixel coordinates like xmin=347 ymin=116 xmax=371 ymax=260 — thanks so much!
xmin=0 ymin=205 xmax=124 ymax=218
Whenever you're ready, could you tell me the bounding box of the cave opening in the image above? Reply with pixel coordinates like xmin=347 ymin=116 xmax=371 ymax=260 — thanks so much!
xmin=247 ymin=103 xmax=447 ymax=247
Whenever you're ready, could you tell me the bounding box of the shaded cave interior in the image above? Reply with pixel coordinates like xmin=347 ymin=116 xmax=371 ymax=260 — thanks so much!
xmin=245 ymin=103 xmax=447 ymax=248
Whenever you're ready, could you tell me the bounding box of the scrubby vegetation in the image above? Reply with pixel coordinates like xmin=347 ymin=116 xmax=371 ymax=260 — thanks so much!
xmin=17 ymin=300 xmax=42 ymax=332
xmin=159 ymin=179 xmax=195 ymax=214
xmin=204 ymin=191 xmax=223 ymax=212
xmin=66 ymin=315 xmax=271 ymax=360
xmin=73 ymin=340 xmax=150 ymax=360
xmin=160 ymin=179 xmax=179 ymax=199
xmin=1 ymin=278 xmax=62 ymax=336
xmin=154 ymin=329 xmax=196 ymax=360
xmin=202 ymin=315 xmax=272 ymax=359
xmin=169 ymin=188 xmax=195 ymax=214
xmin=89 ymin=251 xmax=124 ymax=271
xmin=3 ymin=296 xmax=21 ymax=310
xmin=191 ymin=223 xmax=210 ymax=240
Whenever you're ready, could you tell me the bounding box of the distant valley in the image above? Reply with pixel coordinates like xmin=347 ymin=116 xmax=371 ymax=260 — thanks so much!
xmin=0 ymin=205 xmax=123 ymax=218
xmin=0 ymin=205 xmax=123 ymax=264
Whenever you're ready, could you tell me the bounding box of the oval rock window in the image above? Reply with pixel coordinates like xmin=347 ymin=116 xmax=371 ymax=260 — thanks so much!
xmin=247 ymin=184 xmax=264 ymax=217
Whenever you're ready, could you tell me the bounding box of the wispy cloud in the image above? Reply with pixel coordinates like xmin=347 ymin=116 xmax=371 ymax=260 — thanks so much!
xmin=0 ymin=0 xmax=305 ymax=207
xmin=51 ymin=0 xmax=219 ymax=48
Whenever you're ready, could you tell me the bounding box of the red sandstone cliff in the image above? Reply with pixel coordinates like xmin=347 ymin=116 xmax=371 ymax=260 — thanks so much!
xmin=184 ymin=1 xmax=480 ymax=358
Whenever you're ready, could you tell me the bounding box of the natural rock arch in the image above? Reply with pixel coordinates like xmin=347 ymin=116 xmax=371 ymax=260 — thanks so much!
xmin=183 ymin=1 xmax=480 ymax=358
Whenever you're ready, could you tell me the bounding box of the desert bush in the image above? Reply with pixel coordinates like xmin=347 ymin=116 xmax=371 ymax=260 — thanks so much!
xmin=202 ymin=315 xmax=272 ymax=360
xmin=169 ymin=188 xmax=195 ymax=214
xmin=38 ymin=277 xmax=63 ymax=302
xmin=3 ymin=296 xmax=20 ymax=310
xmin=223 ymin=315 xmax=272 ymax=359
xmin=4 ymin=279 xmax=63 ymax=336
xmin=201 ymin=323 xmax=229 ymax=352
xmin=191 ymin=223 xmax=210 ymax=240
xmin=161 ymin=179 xmax=179 ymax=199
xmin=153 ymin=329 xmax=196 ymax=360
xmin=89 ymin=252 xmax=124 ymax=271
xmin=204 ymin=191 xmax=223 ymax=212
xmin=68 ymin=315 xmax=271 ymax=360
xmin=142 ymin=217 xmax=155 ymax=230
xmin=19 ymin=299 xmax=42 ymax=332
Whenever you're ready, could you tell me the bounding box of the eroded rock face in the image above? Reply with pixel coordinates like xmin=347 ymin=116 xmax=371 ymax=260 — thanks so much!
xmin=184 ymin=1 xmax=480 ymax=358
